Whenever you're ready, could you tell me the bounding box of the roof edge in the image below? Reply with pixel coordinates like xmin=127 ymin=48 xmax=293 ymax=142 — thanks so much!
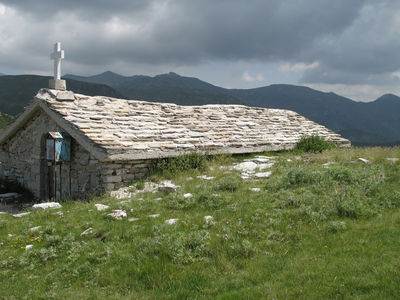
xmin=105 ymin=140 xmax=351 ymax=162
xmin=0 ymin=100 xmax=41 ymax=144
xmin=0 ymin=89 xmax=108 ymax=162
xmin=37 ymin=101 xmax=108 ymax=162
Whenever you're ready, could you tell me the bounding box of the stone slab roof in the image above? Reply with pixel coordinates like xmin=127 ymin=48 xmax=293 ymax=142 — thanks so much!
xmin=0 ymin=89 xmax=350 ymax=161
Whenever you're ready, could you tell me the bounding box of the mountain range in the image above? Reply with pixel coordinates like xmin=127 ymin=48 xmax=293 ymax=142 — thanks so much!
xmin=65 ymin=71 xmax=241 ymax=106
xmin=0 ymin=75 xmax=122 ymax=115
xmin=0 ymin=72 xmax=399 ymax=146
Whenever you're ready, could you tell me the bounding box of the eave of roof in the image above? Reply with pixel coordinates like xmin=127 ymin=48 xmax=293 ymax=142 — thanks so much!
xmin=0 ymin=92 xmax=108 ymax=161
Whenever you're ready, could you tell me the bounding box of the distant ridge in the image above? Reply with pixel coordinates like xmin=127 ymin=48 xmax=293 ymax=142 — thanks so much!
xmin=65 ymin=72 xmax=242 ymax=106
xmin=65 ymin=71 xmax=132 ymax=87
xmin=0 ymin=75 xmax=122 ymax=116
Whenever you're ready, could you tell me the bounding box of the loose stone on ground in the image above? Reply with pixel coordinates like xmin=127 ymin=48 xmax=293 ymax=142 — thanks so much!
xmin=81 ymin=227 xmax=94 ymax=236
xmin=148 ymin=214 xmax=160 ymax=218
xmin=165 ymin=218 xmax=178 ymax=225
xmin=95 ymin=204 xmax=109 ymax=211
xmin=32 ymin=202 xmax=62 ymax=210
xmin=386 ymin=158 xmax=399 ymax=163
xmin=30 ymin=226 xmax=41 ymax=232
xmin=12 ymin=212 xmax=31 ymax=218
xmin=204 ymin=216 xmax=214 ymax=224
xmin=197 ymin=175 xmax=215 ymax=180
xmin=254 ymin=171 xmax=272 ymax=179
xmin=107 ymin=210 xmax=127 ymax=220
xmin=158 ymin=180 xmax=180 ymax=192
xmin=110 ymin=180 xmax=180 ymax=199
xmin=357 ymin=158 xmax=370 ymax=164
xmin=232 ymin=156 xmax=275 ymax=180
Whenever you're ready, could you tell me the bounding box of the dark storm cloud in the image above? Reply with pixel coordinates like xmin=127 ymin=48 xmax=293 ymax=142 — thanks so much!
xmin=2 ymin=0 xmax=400 ymax=88
xmin=0 ymin=0 xmax=155 ymax=19
xmin=300 ymin=0 xmax=400 ymax=84
xmin=0 ymin=0 xmax=366 ymax=65
xmin=160 ymin=0 xmax=366 ymax=61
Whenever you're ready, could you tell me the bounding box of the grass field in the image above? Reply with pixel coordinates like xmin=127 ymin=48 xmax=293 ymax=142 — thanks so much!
xmin=0 ymin=113 xmax=12 ymax=131
xmin=1 ymin=147 xmax=399 ymax=299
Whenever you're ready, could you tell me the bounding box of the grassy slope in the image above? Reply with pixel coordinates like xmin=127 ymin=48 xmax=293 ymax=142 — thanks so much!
xmin=0 ymin=147 xmax=399 ymax=299
xmin=0 ymin=113 xmax=12 ymax=130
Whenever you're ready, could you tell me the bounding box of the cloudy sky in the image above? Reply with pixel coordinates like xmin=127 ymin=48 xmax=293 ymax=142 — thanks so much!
xmin=1 ymin=0 xmax=400 ymax=101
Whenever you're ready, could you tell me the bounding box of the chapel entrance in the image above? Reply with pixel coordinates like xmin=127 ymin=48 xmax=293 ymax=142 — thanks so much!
xmin=40 ymin=132 xmax=71 ymax=200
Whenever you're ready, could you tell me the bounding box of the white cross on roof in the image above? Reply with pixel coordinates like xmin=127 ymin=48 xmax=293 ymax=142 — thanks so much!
xmin=50 ymin=42 xmax=64 ymax=80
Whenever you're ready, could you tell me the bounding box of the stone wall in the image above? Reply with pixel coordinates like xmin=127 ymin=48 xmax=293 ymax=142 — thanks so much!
xmin=0 ymin=110 xmax=150 ymax=199
xmin=0 ymin=110 xmax=53 ymax=198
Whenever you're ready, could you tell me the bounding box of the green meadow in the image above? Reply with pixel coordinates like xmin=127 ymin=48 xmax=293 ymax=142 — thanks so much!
xmin=1 ymin=146 xmax=399 ymax=299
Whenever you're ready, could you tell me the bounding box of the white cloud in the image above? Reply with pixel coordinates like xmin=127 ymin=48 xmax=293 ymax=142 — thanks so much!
xmin=0 ymin=3 xmax=5 ymax=15
xmin=242 ymin=71 xmax=264 ymax=82
xmin=391 ymin=71 xmax=400 ymax=79
xmin=279 ymin=61 xmax=320 ymax=72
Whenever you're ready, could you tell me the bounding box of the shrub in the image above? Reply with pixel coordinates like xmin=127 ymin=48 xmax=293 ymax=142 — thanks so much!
xmin=376 ymin=191 xmax=400 ymax=208
xmin=327 ymin=221 xmax=347 ymax=233
xmin=286 ymin=168 xmax=322 ymax=185
xmin=165 ymin=192 xmax=196 ymax=210
xmin=214 ymin=175 xmax=242 ymax=192
xmin=274 ymin=190 xmax=302 ymax=208
xmin=165 ymin=230 xmax=211 ymax=264
xmin=195 ymin=188 xmax=230 ymax=209
xmin=336 ymin=197 xmax=364 ymax=218
xmin=294 ymin=135 xmax=336 ymax=153
xmin=228 ymin=239 xmax=255 ymax=258
xmin=326 ymin=166 xmax=353 ymax=183
xmin=135 ymin=180 xmax=145 ymax=190
xmin=150 ymin=153 xmax=207 ymax=175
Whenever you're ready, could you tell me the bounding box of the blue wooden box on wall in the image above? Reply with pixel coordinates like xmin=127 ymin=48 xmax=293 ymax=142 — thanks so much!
xmin=46 ymin=132 xmax=71 ymax=162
